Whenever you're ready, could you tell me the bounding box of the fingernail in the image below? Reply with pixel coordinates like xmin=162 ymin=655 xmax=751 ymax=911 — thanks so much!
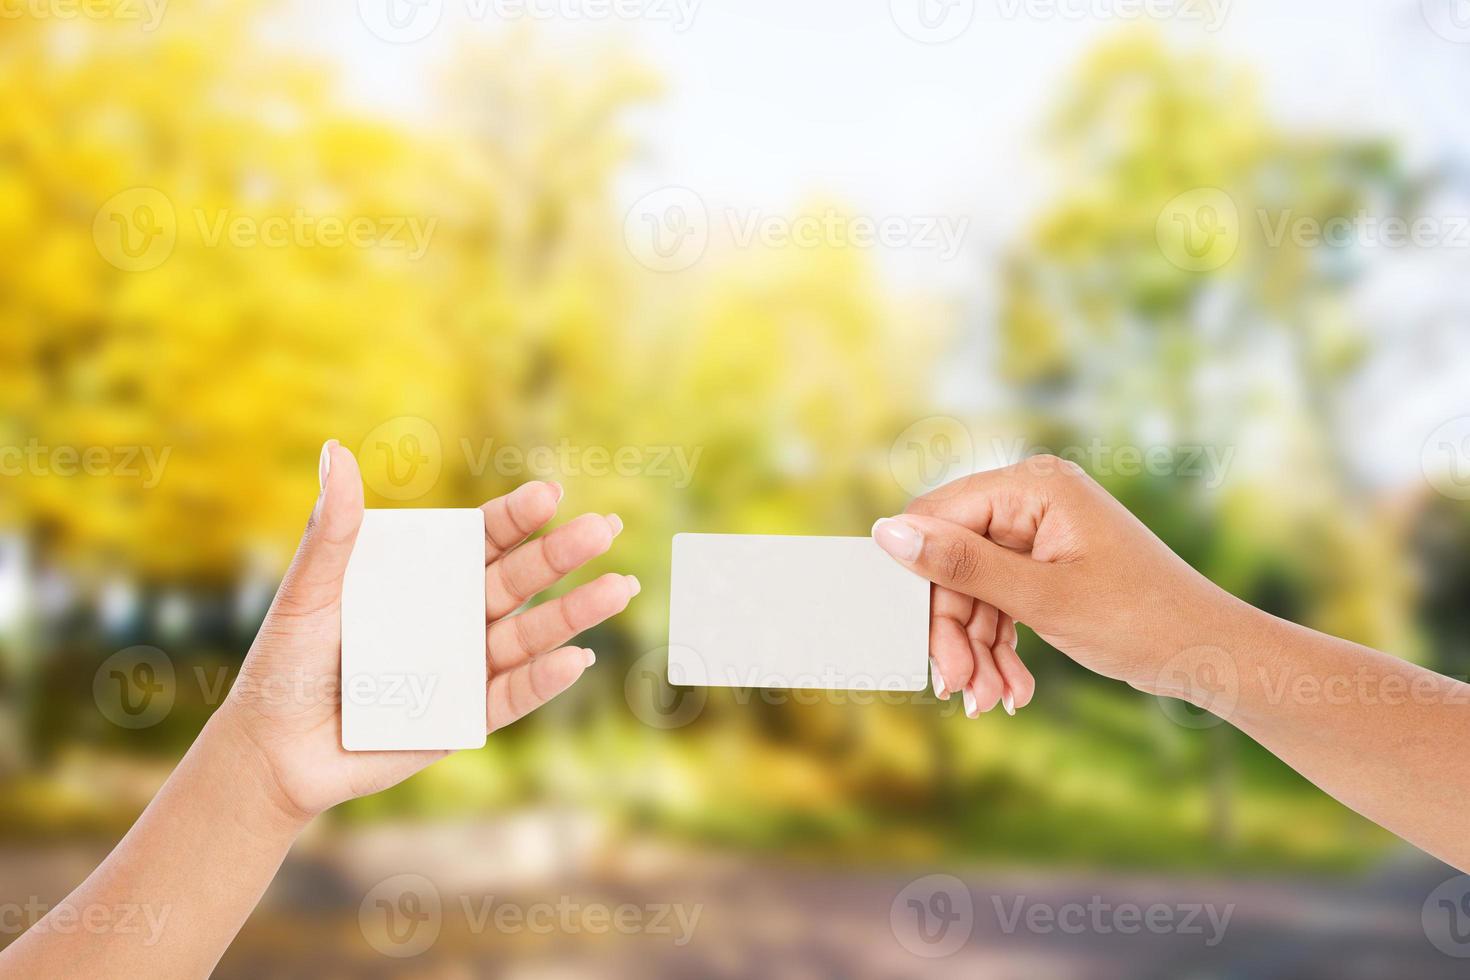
xmin=1002 ymin=688 xmax=1016 ymax=716
xmin=548 ymin=481 xmax=564 ymax=504
xmin=606 ymin=514 xmax=624 ymax=537
xmin=318 ymin=439 xmax=336 ymax=492
xmin=872 ymin=517 xmax=922 ymax=562
xmin=625 ymin=575 xmax=642 ymax=596
xmin=931 ymin=661 xmax=947 ymax=700
xmin=584 ymin=649 xmax=597 ymax=667
xmin=963 ymin=688 xmax=978 ymax=719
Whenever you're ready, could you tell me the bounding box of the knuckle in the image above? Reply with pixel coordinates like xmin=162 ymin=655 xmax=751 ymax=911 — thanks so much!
xmin=556 ymin=596 xmax=579 ymax=633
xmin=972 ymin=674 xmax=1003 ymax=707
xmin=943 ymin=538 xmax=982 ymax=586
xmin=1023 ymin=453 xmax=1085 ymax=485
xmin=500 ymin=560 xmax=534 ymax=601
xmin=946 ymin=660 xmax=974 ymax=689
xmin=1022 ymin=453 xmax=1063 ymax=478
xmin=512 ymin=612 xmax=536 ymax=652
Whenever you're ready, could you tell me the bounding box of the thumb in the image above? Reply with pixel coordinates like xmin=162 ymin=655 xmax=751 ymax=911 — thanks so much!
xmin=871 ymin=514 xmax=1055 ymax=623
xmin=272 ymin=439 xmax=365 ymax=617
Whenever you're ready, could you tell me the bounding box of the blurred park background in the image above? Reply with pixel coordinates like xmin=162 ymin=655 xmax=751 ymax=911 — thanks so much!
xmin=3 ymin=0 xmax=1470 ymax=975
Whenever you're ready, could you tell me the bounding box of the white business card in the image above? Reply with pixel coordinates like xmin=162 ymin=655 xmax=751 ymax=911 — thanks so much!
xmin=668 ymin=533 xmax=930 ymax=692
xmin=341 ymin=509 xmax=487 ymax=751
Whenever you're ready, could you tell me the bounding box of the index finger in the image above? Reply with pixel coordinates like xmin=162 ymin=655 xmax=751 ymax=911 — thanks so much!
xmin=906 ymin=458 xmax=1063 ymax=543
xmin=481 ymin=481 xmax=563 ymax=563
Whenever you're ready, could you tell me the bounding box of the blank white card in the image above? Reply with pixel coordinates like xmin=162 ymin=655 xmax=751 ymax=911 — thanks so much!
xmin=341 ymin=509 xmax=486 ymax=751
xmin=668 ymin=534 xmax=930 ymax=692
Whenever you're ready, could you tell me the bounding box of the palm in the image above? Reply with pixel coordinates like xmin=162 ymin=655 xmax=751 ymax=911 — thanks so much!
xmin=226 ymin=445 xmax=635 ymax=818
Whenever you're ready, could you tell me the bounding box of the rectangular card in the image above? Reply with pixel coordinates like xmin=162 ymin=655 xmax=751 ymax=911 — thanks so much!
xmin=341 ymin=509 xmax=487 ymax=751
xmin=668 ymin=533 xmax=930 ymax=692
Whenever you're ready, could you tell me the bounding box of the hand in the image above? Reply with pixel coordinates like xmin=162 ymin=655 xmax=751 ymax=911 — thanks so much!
xmin=872 ymin=455 xmax=1237 ymax=714
xmin=216 ymin=440 xmax=639 ymax=824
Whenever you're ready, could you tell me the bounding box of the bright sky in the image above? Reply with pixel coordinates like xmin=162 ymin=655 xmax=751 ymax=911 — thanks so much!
xmin=293 ymin=1 xmax=1468 ymax=230
xmin=282 ymin=0 xmax=1470 ymax=490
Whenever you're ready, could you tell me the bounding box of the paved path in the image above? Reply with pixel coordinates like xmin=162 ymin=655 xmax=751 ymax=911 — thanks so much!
xmin=3 ymin=827 xmax=1464 ymax=978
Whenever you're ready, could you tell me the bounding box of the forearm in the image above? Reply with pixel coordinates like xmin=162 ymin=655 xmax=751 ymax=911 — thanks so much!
xmin=0 ymin=706 xmax=308 ymax=978
xmin=1201 ymin=603 xmax=1470 ymax=870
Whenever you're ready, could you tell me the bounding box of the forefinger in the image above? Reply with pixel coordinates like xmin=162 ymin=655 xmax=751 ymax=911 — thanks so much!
xmin=481 ymin=481 xmax=564 ymax=563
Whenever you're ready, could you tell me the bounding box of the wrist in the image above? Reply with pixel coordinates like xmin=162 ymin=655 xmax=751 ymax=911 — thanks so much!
xmin=200 ymin=703 xmax=315 ymax=842
xmin=1130 ymin=581 xmax=1269 ymax=712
